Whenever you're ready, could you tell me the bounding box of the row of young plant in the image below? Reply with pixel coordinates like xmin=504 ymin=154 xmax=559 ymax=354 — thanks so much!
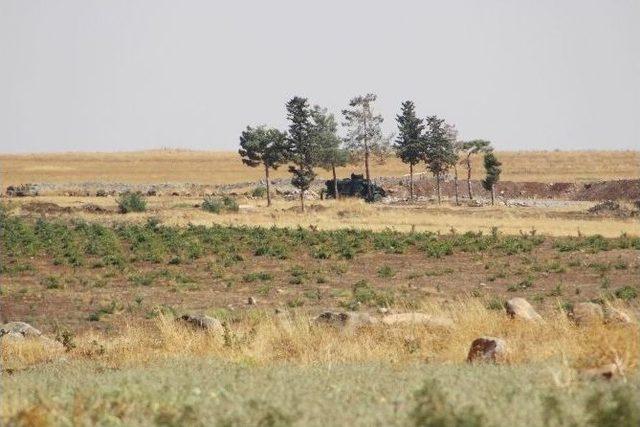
xmin=239 ymin=94 xmax=502 ymax=209
xmin=3 ymin=212 xmax=638 ymax=269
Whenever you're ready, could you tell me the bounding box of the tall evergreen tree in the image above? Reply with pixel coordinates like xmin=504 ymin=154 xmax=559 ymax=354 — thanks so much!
xmin=286 ymin=96 xmax=316 ymax=212
xmin=342 ymin=93 xmax=390 ymax=198
xmin=394 ymin=100 xmax=424 ymax=200
xmin=460 ymin=140 xmax=492 ymax=200
xmin=238 ymin=125 xmax=288 ymax=207
xmin=310 ymin=106 xmax=348 ymax=199
xmin=482 ymin=152 xmax=502 ymax=205
xmin=423 ymin=115 xmax=457 ymax=205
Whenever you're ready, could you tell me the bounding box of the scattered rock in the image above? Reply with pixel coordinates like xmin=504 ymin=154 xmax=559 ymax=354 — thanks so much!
xmin=604 ymin=307 xmax=633 ymax=325
xmin=505 ymin=298 xmax=542 ymax=322
xmin=570 ymin=302 xmax=604 ymax=326
xmin=178 ymin=314 xmax=223 ymax=334
xmin=314 ymin=311 xmax=378 ymax=330
xmin=381 ymin=313 xmax=453 ymax=329
xmin=467 ymin=337 xmax=507 ymax=363
xmin=6 ymin=184 xmax=38 ymax=197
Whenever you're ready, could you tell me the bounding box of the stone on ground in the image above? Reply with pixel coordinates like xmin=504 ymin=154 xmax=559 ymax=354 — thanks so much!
xmin=179 ymin=314 xmax=224 ymax=334
xmin=467 ymin=337 xmax=507 ymax=363
xmin=570 ymin=302 xmax=604 ymax=326
xmin=505 ymin=297 xmax=542 ymax=321
xmin=314 ymin=311 xmax=379 ymax=330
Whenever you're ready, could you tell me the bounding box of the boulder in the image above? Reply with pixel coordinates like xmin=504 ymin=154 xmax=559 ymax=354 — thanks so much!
xmin=0 ymin=321 xmax=42 ymax=338
xmin=505 ymin=298 xmax=542 ymax=321
xmin=179 ymin=314 xmax=223 ymax=334
xmin=570 ymin=302 xmax=604 ymax=326
xmin=604 ymin=307 xmax=633 ymax=325
xmin=467 ymin=337 xmax=507 ymax=363
xmin=381 ymin=313 xmax=453 ymax=329
xmin=314 ymin=311 xmax=378 ymax=330
xmin=0 ymin=321 xmax=63 ymax=351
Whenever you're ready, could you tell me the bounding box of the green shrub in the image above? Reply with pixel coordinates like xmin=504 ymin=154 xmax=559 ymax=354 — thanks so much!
xmin=117 ymin=192 xmax=147 ymax=213
xmin=377 ymin=265 xmax=395 ymax=278
xmin=251 ymin=186 xmax=267 ymax=198
xmin=202 ymin=196 xmax=224 ymax=213
xmin=614 ymin=286 xmax=637 ymax=301
xmin=222 ymin=196 xmax=239 ymax=212
xmin=202 ymin=195 xmax=239 ymax=214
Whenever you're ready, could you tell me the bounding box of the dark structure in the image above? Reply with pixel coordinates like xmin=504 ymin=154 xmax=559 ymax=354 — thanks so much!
xmin=324 ymin=173 xmax=386 ymax=202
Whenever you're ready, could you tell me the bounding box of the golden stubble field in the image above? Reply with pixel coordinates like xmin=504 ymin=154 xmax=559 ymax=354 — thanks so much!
xmin=2 ymin=150 xmax=639 ymax=186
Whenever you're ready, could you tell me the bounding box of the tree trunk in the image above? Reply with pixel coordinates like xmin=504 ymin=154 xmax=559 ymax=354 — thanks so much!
xmin=436 ymin=172 xmax=441 ymax=205
xmin=300 ymin=190 xmax=305 ymax=212
xmin=490 ymin=185 xmax=495 ymax=206
xmin=466 ymin=154 xmax=473 ymax=200
xmin=332 ymin=164 xmax=338 ymax=200
xmin=264 ymin=164 xmax=271 ymax=207
xmin=454 ymin=164 xmax=459 ymax=206
xmin=364 ymin=142 xmax=372 ymax=200
xmin=363 ymin=112 xmax=372 ymax=200
xmin=409 ymin=163 xmax=414 ymax=200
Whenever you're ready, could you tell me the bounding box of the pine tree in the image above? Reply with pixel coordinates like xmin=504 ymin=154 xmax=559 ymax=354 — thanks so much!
xmin=423 ymin=116 xmax=457 ymax=205
xmin=482 ymin=152 xmax=502 ymax=205
xmin=460 ymin=140 xmax=492 ymax=200
xmin=342 ymin=93 xmax=390 ymax=198
xmin=310 ymin=106 xmax=348 ymax=199
xmin=238 ymin=125 xmax=288 ymax=206
xmin=286 ymin=96 xmax=316 ymax=212
xmin=394 ymin=100 xmax=424 ymax=200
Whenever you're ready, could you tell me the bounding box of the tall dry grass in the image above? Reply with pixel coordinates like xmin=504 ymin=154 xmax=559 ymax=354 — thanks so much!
xmin=3 ymin=300 xmax=637 ymax=373
xmin=2 ymin=150 xmax=638 ymax=186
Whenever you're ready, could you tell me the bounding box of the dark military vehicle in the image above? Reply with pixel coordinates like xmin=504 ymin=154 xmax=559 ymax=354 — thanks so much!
xmin=324 ymin=174 xmax=386 ymax=202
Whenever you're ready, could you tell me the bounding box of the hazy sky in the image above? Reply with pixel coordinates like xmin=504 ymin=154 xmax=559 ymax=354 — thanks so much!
xmin=1 ymin=0 xmax=638 ymax=153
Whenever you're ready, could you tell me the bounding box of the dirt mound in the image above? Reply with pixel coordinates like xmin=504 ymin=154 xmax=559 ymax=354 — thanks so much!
xmin=587 ymin=201 xmax=635 ymax=218
xmin=573 ymin=180 xmax=640 ymax=201
xmin=382 ymin=177 xmax=640 ymax=201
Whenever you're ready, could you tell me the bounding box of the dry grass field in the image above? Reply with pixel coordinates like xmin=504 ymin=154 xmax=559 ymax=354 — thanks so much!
xmin=2 ymin=150 xmax=639 ymax=186
xmin=2 ymin=150 xmax=640 ymax=426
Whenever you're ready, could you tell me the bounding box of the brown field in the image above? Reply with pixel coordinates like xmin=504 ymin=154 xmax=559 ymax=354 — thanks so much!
xmin=2 ymin=149 xmax=639 ymax=186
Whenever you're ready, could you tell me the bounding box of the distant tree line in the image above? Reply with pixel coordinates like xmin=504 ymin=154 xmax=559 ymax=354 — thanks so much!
xmin=239 ymin=94 xmax=501 ymax=211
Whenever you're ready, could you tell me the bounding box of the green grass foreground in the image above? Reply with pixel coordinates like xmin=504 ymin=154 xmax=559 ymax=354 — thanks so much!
xmin=3 ymin=359 xmax=639 ymax=426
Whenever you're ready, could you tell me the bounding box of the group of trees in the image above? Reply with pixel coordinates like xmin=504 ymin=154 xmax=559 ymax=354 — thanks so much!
xmin=239 ymin=94 xmax=502 ymax=211
xmin=393 ymin=100 xmax=501 ymax=205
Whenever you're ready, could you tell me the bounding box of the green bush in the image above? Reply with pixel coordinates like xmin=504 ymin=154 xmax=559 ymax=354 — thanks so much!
xmin=202 ymin=196 xmax=224 ymax=213
xmin=251 ymin=186 xmax=267 ymax=198
xmin=614 ymin=286 xmax=637 ymax=301
xmin=222 ymin=196 xmax=239 ymax=212
xmin=117 ymin=192 xmax=147 ymax=213
xmin=202 ymin=195 xmax=239 ymax=214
